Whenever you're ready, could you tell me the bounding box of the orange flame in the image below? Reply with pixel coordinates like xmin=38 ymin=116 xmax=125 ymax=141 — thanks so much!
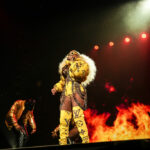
xmin=84 ymin=102 xmax=150 ymax=142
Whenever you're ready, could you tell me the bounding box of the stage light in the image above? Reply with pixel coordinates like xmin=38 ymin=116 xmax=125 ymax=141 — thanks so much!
xmin=141 ymin=0 xmax=150 ymax=12
xmin=130 ymin=77 xmax=134 ymax=83
xmin=93 ymin=45 xmax=100 ymax=51
xmin=109 ymin=41 xmax=114 ymax=47
xmin=124 ymin=0 xmax=150 ymax=33
xmin=140 ymin=32 xmax=148 ymax=39
xmin=109 ymin=86 xmax=116 ymax=93
xmin=105 ymin=82 xmax=116 ymax=93
xmin=124 ymin=37 xmax=131 ymax=44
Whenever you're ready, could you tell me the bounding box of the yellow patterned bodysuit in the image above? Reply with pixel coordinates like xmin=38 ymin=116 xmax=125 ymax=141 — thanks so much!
xmin=53 ymin=57 xmax=90 ymax=145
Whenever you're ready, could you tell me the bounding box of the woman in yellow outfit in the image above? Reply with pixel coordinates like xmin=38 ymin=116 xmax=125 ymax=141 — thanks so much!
xmin=51 ymin=50 xmax=96 ymax=145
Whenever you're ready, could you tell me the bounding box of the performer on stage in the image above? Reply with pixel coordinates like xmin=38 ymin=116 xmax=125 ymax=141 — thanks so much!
xmin=51 ymin=50 xmax=96 ymax=145
xmin=5 ymin=98 xmax=36 ymax=148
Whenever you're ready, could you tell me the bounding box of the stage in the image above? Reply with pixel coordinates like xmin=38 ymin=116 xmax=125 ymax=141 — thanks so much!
xmin=3 ymin=139 xmax=150 ymax=150
xmin=1 ymin=0 xmax=150 ymax=150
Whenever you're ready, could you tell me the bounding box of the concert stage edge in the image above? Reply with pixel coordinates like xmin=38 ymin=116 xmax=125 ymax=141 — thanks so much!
xmin=4 ymin=139 xmax=150 ymax=150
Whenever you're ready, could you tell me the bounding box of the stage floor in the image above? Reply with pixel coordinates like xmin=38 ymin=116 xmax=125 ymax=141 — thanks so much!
xmin=3 ymin=139 xmax=150 ymax=150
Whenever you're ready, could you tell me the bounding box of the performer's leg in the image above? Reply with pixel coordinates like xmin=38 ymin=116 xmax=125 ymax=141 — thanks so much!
xmin=2 ymin=124 xmax=18 ymax=148
xmin=16 ymin=125 xmax=28 ymax=147
xmin=59 ymin=110 xmax=72 ymax=145
xmin=72 ymin=106 xmax=89 ymax=143
xmin=68 ymin=126 xmax=81 ymax=144
xmin=18 ymin=131 xmax=25 ymax=147
xmin=59 ymin=96 xmax=72 ymax=145
xmin=18 ymin=131 xmax=28 ymax=147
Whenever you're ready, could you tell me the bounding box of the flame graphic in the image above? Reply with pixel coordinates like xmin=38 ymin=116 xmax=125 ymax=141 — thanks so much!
xmin=84 ymin=102 xmax=150 ymax=142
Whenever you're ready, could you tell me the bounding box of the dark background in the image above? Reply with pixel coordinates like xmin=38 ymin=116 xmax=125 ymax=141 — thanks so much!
xmin=0 ymin=0 xmax=150 ymax=148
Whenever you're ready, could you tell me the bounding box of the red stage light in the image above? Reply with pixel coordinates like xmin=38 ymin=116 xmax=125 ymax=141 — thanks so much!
xmin=124 ymin=37 xmax=131 ymax=43
xmin=105 ymin=82 xmax=116 ymax=93
xmin=93 ymin=45 xmax=99 ymax=51
xmin=130 ymin=77 xmax=134 ymax=83
xmin=109 ymin=86 xmax=116 ymax=93
xmin=140 ymin=33 xmax=147 ymax=39
xmin=109 ymin=41 xmax=114 ymax=47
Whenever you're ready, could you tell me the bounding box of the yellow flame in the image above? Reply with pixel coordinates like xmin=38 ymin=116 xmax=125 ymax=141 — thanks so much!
xmin=84 ymin=102 xmax=150 ymax=142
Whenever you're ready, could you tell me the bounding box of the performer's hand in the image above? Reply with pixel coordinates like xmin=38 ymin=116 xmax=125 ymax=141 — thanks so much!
xmin=51 ymin=88 xmax=57 ymax=95
xmin=16 ymin=126 xmax=26 ymax=135
xmin=30 ymin=129 xmax=36 ymax=134
xmin=51 ymin=130 xmax=58 ymax=138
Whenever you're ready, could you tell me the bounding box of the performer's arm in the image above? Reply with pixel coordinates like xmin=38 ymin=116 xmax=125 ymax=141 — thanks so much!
xmin=29 ymin=111 xmax=36 ymax=134
xmin=53 ymin=75 xmax=65 ymax=93
xmin=51 ymin=125 xmax=60 ymax=138
xmin=9 ymin=101 xmax=21 ymax=130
